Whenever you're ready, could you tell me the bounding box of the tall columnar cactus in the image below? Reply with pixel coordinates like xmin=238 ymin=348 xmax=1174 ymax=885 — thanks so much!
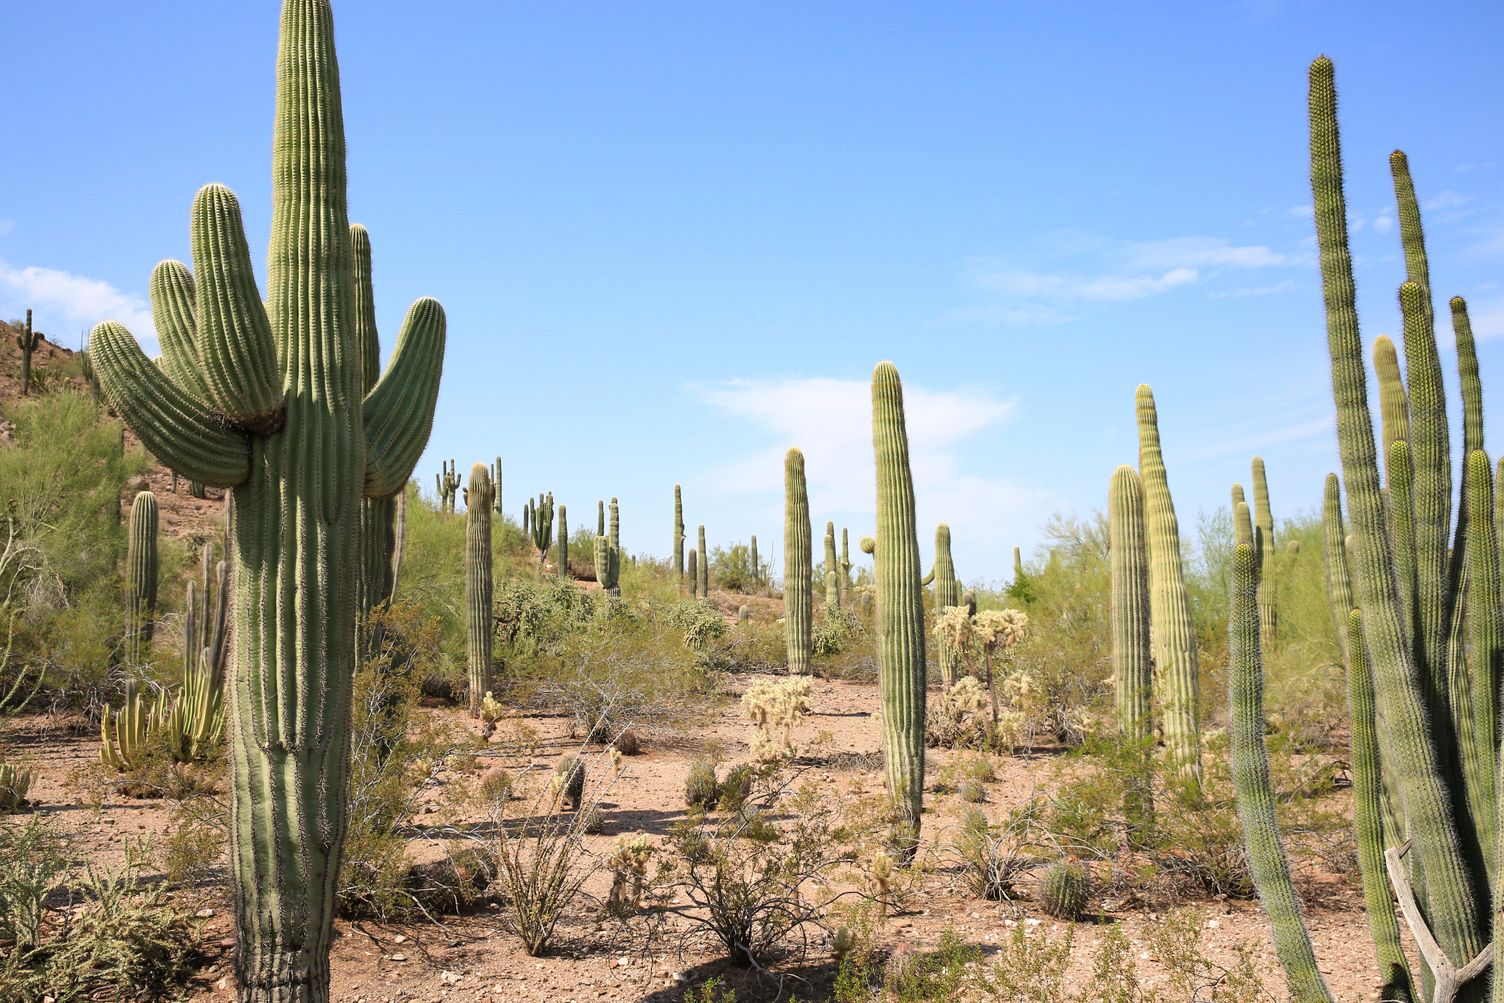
xmin=1135 ymin=385 xmax=1201 ymax=781
xmin=1228 ymin=501 xmax=1335 ymax=1003
xmin=825 ymin=570 xmax=840 ymax=609
xmin=125 ymin=491 xmax=158 ymax=667
xmin=674 ymin=485 xmax=685 ymax=589
xmin=491 ymin=456 xmax=503 ymax=515
xmin=687 ymin=548 xmax=699 ymax=598
xmin=698 ymin=524 xmax=709 ymax=598
xmin=466 ymin=465 xmax=495 ymax=718
xmin=436 ymin=458 xmax=460 ymax=514
xmin=1321 ymin=474 xmax=1356 ymax=667
xmin=869 ymin=362 xmax=926 ymax=856
xmin=16 ymin=309 xmax=39 ymax=396
xmin=933 ymin=525 xmax=960 ymax=688
xmin=823 ymin=522 xmax=840 ymax=610
xmin=1252 ymin=456 xmax=1277 ymax=643
xmin=610 ymin=497 xmax=620 ymax=554
xmin=750 ymin=535 xmax=760 ymax=587
xmin=783 ymin=449 xmax=812 ymax=674
xmin=1013 ymin=546 xmax=1023 ymax=582
xmin=840 ymin=527 xmax=852 ymax=605
xmin=557 ymin=504 xmax=569 ymax=577
xmin=159 ymin=539 xmax=232 ymax=764
xmin=596 ymin=500 xmax=621 ymax=596
xmin=88 ymin=3 xmax=446 ymax=997
xmin=597 ymin=499 xmax=605 ymax=537
xmin=529 ymin=491 xmax=555 ymax=557
xmin=1234 ymin=56 xmax=1498 ymax=1003
xmin=1109 ymin=467 xmax=1151 ymax=741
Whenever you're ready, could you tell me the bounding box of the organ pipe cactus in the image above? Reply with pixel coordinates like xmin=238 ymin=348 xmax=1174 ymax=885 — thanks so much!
xmin=1252 ymin=456 xmax=1277 ymax=643
xmin=869 ymin=362 xmax=926 ymax=857
xmin=436 ymin=459 xmax=460 ymax=514
xmin=1235 ymin=56 xmax=1503 ymax=1003
xmin=674 ymin=485 xmax=685 ymax=588
xmin=933 ymin=525 xmax=960 ymax=688
xmin=87 ymin=3 xmax=446 ymax=996
xmin=1135 ymin=385 xmax=1201 ymax=781
xmin=1109 ymin=466 xmax=1151 ymax=741
xmin=698 ymin=524 xmax=709 ymax=598
xmin=783 ymin=449 xmax=812 ymax=674
xmin=1228 ymin=501 xmax=1334 ymax=1003
xmin=125 ymin=491 xmax=158 ymax=668
xmin=466 ymin=465 xmax=495 ymax=717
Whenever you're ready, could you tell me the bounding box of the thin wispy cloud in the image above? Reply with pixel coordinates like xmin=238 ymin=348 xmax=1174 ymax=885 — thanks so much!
xmin=0 ymin=261 xmax=156 ymax=353
xmin=692 ymin=375 xmax=1055 ymax=578
xmin=1182 ymin=416 xmax=1333 ymax=462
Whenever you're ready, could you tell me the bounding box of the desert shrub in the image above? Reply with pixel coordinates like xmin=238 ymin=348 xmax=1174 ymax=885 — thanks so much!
xmin=926 ymin=677 xmax=991 ymax=749
xmin=953 ymin=808 xmax=1026 ymax=901
xmin=717 ymin=763 xmax=756 ymax=812
xmin=669 ymin=599 xmax=728 ymax=652
xmin=717 ymin=615 xmax=787 ymax=674
xmin=710 ymin=543 xmax=766 ymax=594
xmin=0 ymin=822 xmax=199 ymax=1002
xmin=339 ymin=601 xmax=472 ymax=920
xmin=812 ymin=609 xmax=859 ymax=657
xmin=742 ymin=675 xmax=812 ymax=762
xmin=663 ymin=771 xmax=867 ymax=968
xmin=685 ymin=757 xmax=719 ymax=808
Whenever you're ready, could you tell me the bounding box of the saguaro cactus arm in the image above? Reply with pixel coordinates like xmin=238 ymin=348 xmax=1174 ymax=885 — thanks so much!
xmin=363 ymin=298 xmax=446 ymax=498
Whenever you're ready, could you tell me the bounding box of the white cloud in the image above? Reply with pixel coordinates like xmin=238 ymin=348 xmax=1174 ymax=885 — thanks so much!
xmin=693 ymin=375 xmax=1056 ymax=578
xmin=1373 ymin=213 xmax=1395 ymax=234
xmin=1468 ymin=301 xmax=1504 ymax=341
xmin=971 ymin=261 xmax=1198 ymax=302
xmin=1182 ymin=416 xmax=1332 ymax=462
xmin=0 ymin=261 xmax=156 ymax=353
xmin=1125 ymin=236 xmax=1290 ymax=270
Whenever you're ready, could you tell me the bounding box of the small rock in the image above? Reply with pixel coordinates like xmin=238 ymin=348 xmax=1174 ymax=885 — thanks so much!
xmin=441 ymin=971 xmax=462 ymax=985
xmin=393 ymin=934 xmax=408 ymax=944
xmin=194 ymin=907 xmax=215 ymax=918
xmin=389 ymin=952 xmax=407 ymax=962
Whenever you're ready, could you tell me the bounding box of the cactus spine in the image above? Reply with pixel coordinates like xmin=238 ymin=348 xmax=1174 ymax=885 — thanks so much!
xmin=1109 ymin=467 xmax=1151 ymax=740
xmin=674 ymin=485 xmax=685 ymax=588
xmin=1135 ymin=385 xmax=1201 ymax=781
xmin=88 ymin=3 xmax=446 ymax=996
xmin=934 ymin=525 xmax=960 ymax=688
xmin=870 ymin=362 xmax=926 ymax=856
xmin=1252 ymin=456 xmax=1277 ymax=643
xmin=125 ymin=491 xmax=158 ymax=667
xmin=783 ymin=449 xmax=812 ymax=674
xmin=16 ymin=309 xmax=38 ymax=395
xmin=466 ymin=465 xmax=494 ymax=717
xmin=1228 ymin=501 xmax=1335 ymax=1003
xmin=558 ymin=504 xmax=568 ymax=577
xmin=698 ymin=524 xmax=709 ymax=598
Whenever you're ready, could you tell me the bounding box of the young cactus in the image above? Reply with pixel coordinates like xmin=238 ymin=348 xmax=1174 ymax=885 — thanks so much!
xmin=16 ymin=309 xmax=39 ymax=396
xmin=784 ymin=449 xmax=812 ymax=674
xmin=466 ymin=465 xmax=495 ymax=717
xmin=87 ymin=3 xmax=446 ymax=996
xmin=869 ymin=362 xmax=926 ymax=857
xmin=125 ymin=490 xmax=158 ymax=668
xmin=933 ymin=525 xmax=960 ymax=688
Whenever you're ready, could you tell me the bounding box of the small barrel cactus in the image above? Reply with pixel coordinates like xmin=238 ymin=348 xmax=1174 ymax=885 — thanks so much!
xmin=1038 ymin=860 xmax=1090 ymax=920
xmin=685 ymin=757 xmax=719 ymax=809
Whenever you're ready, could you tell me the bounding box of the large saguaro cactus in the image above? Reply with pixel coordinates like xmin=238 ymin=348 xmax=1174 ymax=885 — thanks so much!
xmin=1135 ymin=385 xmax=1201 ymax=781
xmin=466 ymin=465 xmax=494 ymax=717
xmin=750 ymin=535 xmax=760 ymax=587
xmin=1109 ymin=467 xmax=1150 ymax=740
xmin=783 ymin=449 xmax=812 ymax=674
xmin=88 ymin=3 xmax=445 ymax=997
xmin=824 ymin=522 xmax=840 ymax=610
xmin=698 ymin=524 xmax=709 ymax=598
xmin=16 ymin=309 xmax=39 ymax=396
xmin=674 ymin=485 xmax=685 ymax=589
xmin=868 ymin=362 xmax=926 ymax=857
xmin=125 ymin=490 xmax=159 ymax=668
xmin=557 ymin=504 xmax=569 ymax=577
xmin=933 ymin=525 xmax=960 ymax=688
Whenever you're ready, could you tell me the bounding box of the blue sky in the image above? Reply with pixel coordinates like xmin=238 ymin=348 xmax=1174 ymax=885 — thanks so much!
xmin=4 ymin=2 xmax=1503 ymax=582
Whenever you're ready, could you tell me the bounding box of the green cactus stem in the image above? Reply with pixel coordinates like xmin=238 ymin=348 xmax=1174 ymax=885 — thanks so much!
xmin=1013 ymin=546 xmax=1023 ymax=582
xmin=840 ymin=527 xmax=852 ymax=606
xmin=466 ymin=465 xmax=495 ymax=717
xmin=100 ymin=678 xmax=153 ymax=773
xmin=610 ymin=497 xmax=620 ymax=552
xmin=597 ymin=499 xmax=605 ymax=537
xmin=870 ymin=362 xmax=926 ymax=857
xmin=1109 ymin=467 xmax=1151 ymax=741
xmin=491 ymin=456 xmax=502 ymax=515
xmin=784 ymin=449 xmax=812 ymax=674
xmin=934 ymin=525 xmax=960 ymax=689
xmin=1228 ymin=500 xmax=1335 ymax=1003
xmin=750 ymin=535 xmax=760 ymax=587
xmin=1321 ymin=474 xmax=1356 ymax=667
xmin=824 ymin=522 xmax=840 ymax=610
xmin=674 ymin=485 xmax=685 ymax=589
xmin=88 ymin=3 xmax=446 ymax=996
xmin=558 ymin=505 xmax=569 ymax=577
xmin=1135 ymin=385 xmax=1201 ymax=781
xmin=16 ymin=309 xmax=39 ymax=396
xmin=825 ymin=570 xmax=840 ymax=609
xmin=1252 ymin=456 xmax=1277 ymax=643
xmin=687 ymin=549 xmax=699 ymax=599
xmin=698 ymin=524 xmax=709 ymax=598
xmin=1308 ymin=55 xmax=1485 ymax=982
xmin=436 ymin=459 xmax=460 ymax=514
xmin=125 ymin=491 xmax=158 ymax=667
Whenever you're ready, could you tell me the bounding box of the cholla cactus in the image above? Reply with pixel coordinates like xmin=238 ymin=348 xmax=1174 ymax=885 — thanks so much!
xmin=605 ymin=834 xmax=655 ymax=918
xmin=742 ymin=675 xmax=812 ymax=762
xmin=479 ymin=691 xmax=505 ymax=725
xmin=973 ymin=609 xmax=1029 ymax=651
xmin=925 ymin=676 xmax=990 ymax=748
